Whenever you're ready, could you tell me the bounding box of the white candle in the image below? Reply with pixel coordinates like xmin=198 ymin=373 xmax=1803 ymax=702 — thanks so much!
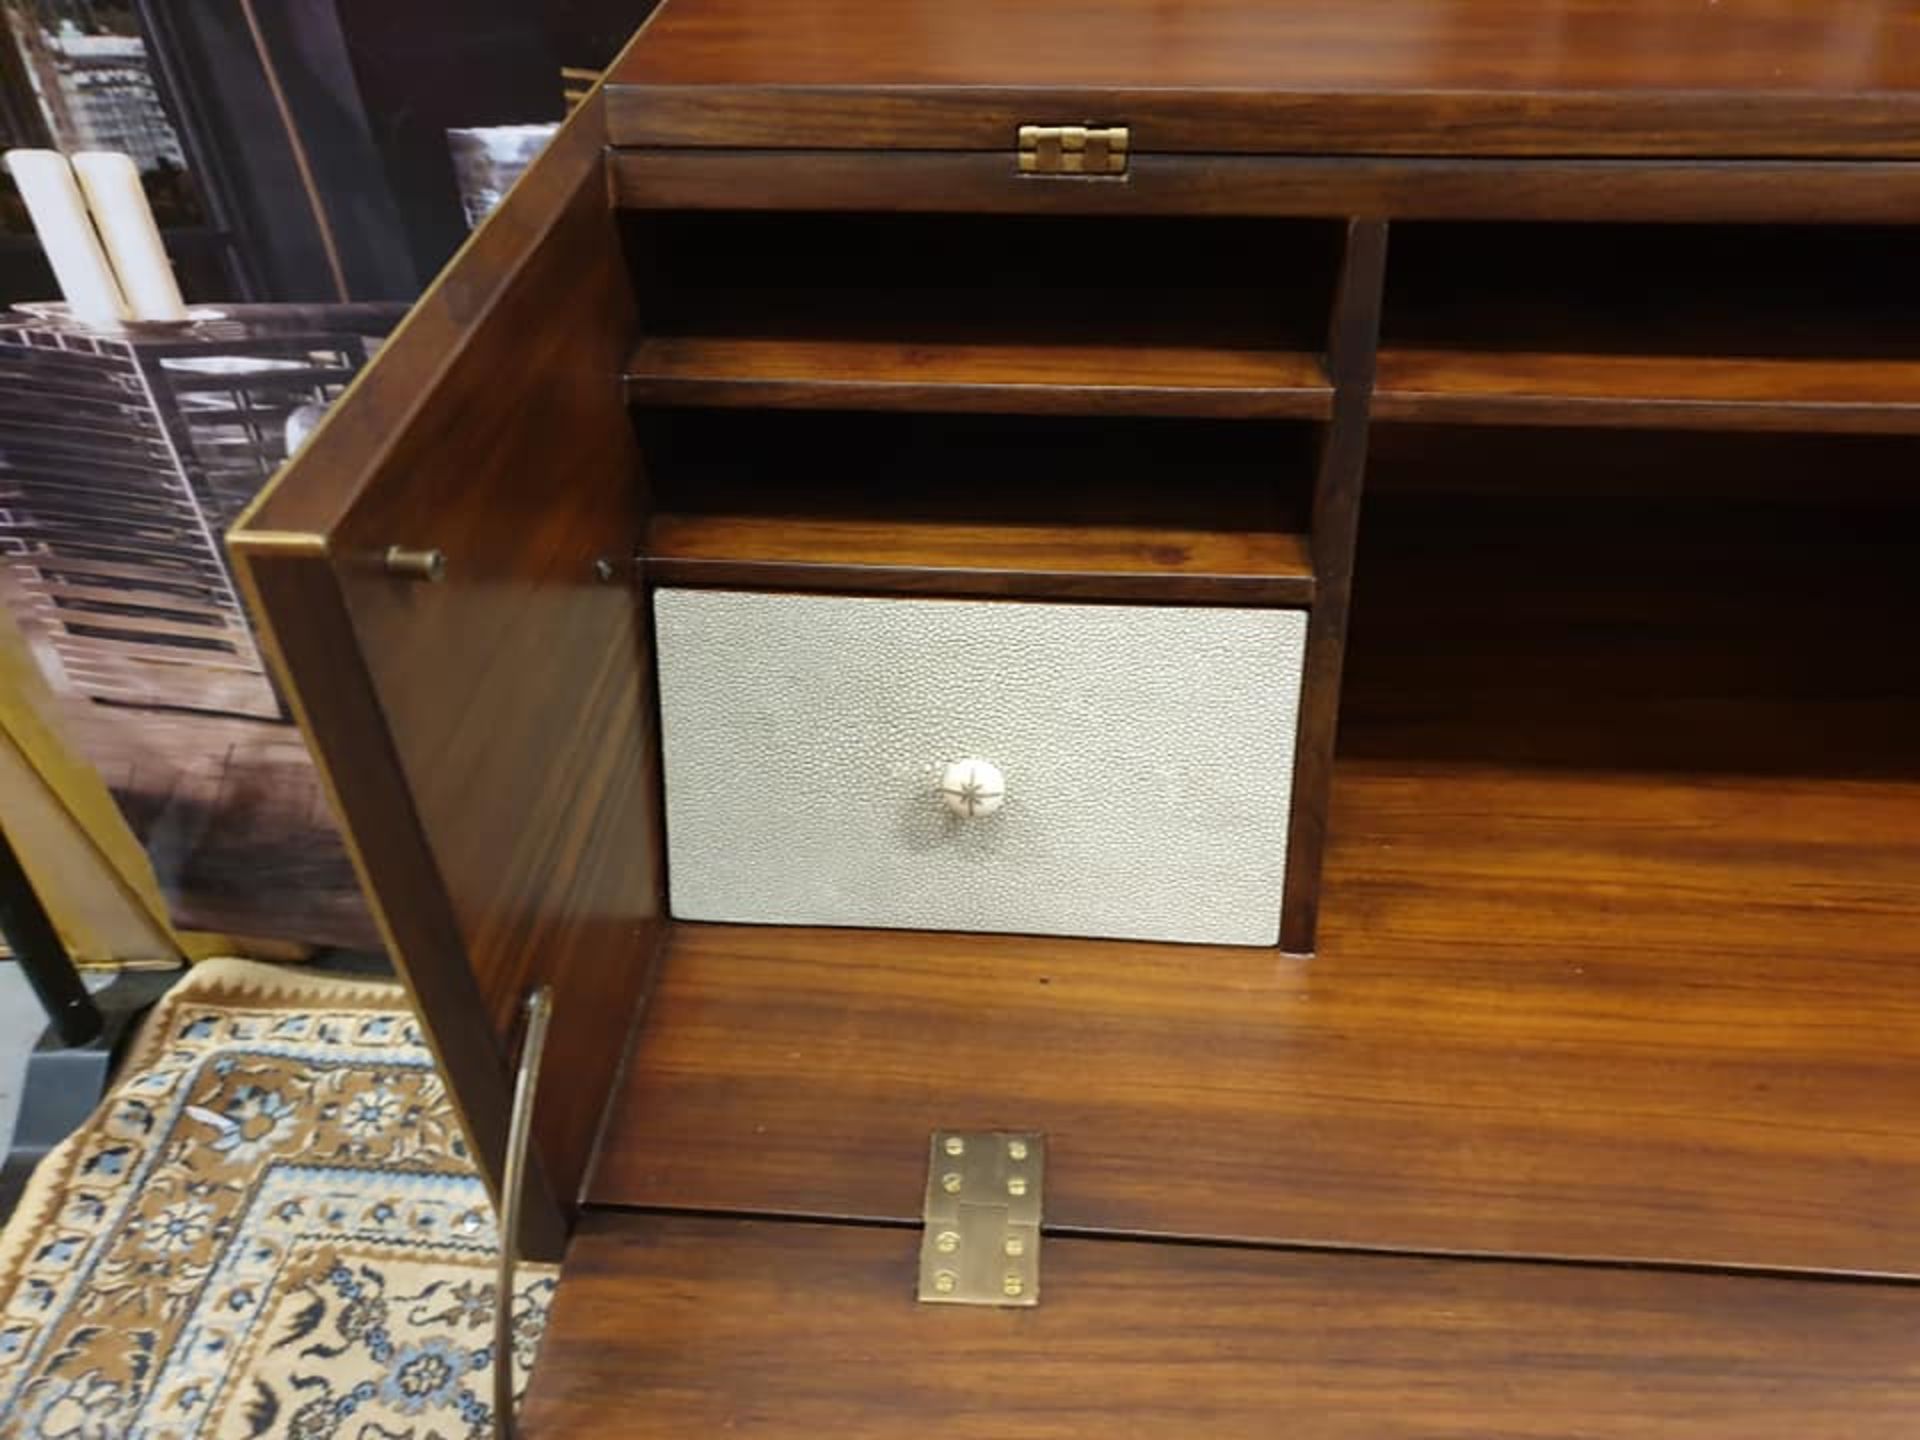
xmin=72 ymin=151 xmax=188 ymax=323
xmin=3 ymin=149 xmax=128 ymax=327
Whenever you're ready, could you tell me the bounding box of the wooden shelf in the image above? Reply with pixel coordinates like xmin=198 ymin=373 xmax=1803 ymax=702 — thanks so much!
xmin=625 ymin=333 xmax=1334 ymax=418
xmin=638 ymin=409 xmax=1318 ymax=603
xmin=1374 ymin=348 xmax=1920 ymax=432
xmin=527 ymin=1214 xmax=1920 ymax=1440
xmin=1379 ymin=222 xmax=1920 ymax=433
xmin=623 ymin=214 xmax=1341 ymax=418
xmin=646 ymin=511 xmax=1315 ymax=603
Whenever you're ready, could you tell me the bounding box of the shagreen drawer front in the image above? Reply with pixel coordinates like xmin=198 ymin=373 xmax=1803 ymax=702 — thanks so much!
xmin=654 ymin=590 xmax=1305 ymax=946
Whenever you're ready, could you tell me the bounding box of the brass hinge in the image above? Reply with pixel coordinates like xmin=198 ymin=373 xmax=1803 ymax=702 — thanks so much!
xmin=917 ymin=1131 xmax=1045 ymax=1306
xmin=1017 ymin=124 xmax=1129 ymax=177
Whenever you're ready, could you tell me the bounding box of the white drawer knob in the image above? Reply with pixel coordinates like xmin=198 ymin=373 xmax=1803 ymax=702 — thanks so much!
xmin=939 ymin=758 xmax=1005 ymax=818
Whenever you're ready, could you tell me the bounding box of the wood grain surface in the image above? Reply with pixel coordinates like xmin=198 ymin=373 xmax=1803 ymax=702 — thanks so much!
xmin=588 ymin=476 xmax=1920 ymax=1276
xmin=230 ymin=96 xmax=663 ymax=1249
xmin=607 ymin=0 xmax=1920 ymax=156
xmin=585 ymin=844 xmax=1920 ymax=1274
xmin=1374 ymin=349 xmax=1920 ymax=432
xmin=625 ymin=335 xmax=1333 ymax=419
xmin=1279 ymin=220 xmax=1385 ymax=952
xmin=646 ymin=513 xmax=1315 ymax=604
xmin=523 ymin=1213 xmax=1920 ymax=1439
xmin=611 ymin=151 xmax=1920 ymax=224
xmin=233 ymin=546 xmax=565 ymax=1258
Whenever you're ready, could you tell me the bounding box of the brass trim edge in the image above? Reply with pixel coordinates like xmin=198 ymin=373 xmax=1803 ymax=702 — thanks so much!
xmin=226 ymin=528 xmax=329 ymax=556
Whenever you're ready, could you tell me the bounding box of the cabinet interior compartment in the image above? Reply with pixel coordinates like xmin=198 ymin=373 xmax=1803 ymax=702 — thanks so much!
xmin=622 ymin=211 xmax=1347 ymax=419
xmin=1376 ymin=223 xmax=1920 ymax=431
xmin=585 ymin=424 xmax=1920 ymax=1283
xmin=636 ymin=408 xmax=1320 ymax=604
xmin=1352 ymin=423 xmax=1920 ymax=782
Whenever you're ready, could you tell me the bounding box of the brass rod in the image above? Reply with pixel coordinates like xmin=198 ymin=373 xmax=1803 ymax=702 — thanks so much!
xmin=383 ymin=546 xmax=446 ymax=582
xmin=493 ymin=986 xmax=553 ymax=1440
xmin=236 ymin=0 xmax=351 ymax=301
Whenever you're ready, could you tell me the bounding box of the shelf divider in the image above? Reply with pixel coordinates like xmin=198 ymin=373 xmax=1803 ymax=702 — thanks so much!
xmin=626 ymin=333 xmax=1333 ymax=419
xmin=646 ymin=511 xmax=1315 ymax=605
xmin=1375 ymin=348 xmax=1920 ymax=433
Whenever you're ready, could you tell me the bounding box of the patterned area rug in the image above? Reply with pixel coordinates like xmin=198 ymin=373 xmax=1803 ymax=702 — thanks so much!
xmin=0 ymin=959 xmax=557 ymax=1440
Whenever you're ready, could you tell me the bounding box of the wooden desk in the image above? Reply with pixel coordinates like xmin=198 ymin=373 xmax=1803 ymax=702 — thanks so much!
xmin=608 ymin=0 xmax=1920 ymax=155
xmin=231 ymin=2 xmax=1920 ymax=1431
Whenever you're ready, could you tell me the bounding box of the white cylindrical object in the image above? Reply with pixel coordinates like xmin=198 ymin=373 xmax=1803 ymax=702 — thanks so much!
xmin=4 ymin=149 xmax=128 ymax=326
xmin=72 ymin=151 xmax=187 ymax=323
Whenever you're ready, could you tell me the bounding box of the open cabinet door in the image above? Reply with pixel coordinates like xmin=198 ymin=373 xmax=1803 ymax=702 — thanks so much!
xmin=228 ymin=94 xmax=659 ymax=1260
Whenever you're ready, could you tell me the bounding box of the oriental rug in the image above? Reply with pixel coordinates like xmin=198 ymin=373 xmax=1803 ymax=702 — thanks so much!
xmin=0 ymin=959 xmax=555 ymax=1440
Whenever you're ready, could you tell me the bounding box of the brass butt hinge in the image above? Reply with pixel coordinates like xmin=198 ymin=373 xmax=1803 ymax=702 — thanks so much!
xmin=918 ymin=1131 xmax=1045 ymax=1307
xmin=1017 ymin=125 xmax=1129 ymax=177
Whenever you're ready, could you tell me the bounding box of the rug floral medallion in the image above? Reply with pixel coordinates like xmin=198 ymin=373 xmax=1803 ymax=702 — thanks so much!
xmin=0 ymin=960 xmax=557 ymax=1440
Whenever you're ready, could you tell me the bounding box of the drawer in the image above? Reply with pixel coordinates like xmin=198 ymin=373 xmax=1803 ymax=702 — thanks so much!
xmin=654 ymin=589 xmax=1306 ymax=946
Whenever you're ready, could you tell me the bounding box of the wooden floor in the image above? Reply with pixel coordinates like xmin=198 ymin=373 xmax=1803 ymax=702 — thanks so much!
xmin=524 ymin=1214 xmax=1920 ymax=1439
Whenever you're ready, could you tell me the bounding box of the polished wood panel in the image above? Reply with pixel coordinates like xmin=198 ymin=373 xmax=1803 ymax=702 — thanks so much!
xmin=612 ymin=151 xmax=1920 ymax=223
xmin=647 ymin=512 xmax=1315 ymax=604
xmin=1279 ymin=220 xmax=1385 ymax=953
xmin=1375 ymin=349 xmax=1920 ymax=432
xmin=231 ymin=545 xmax=564 ymax=1258
xmin=589 ymin=478 xmax=1920 ymax=1275
xmin=524 ymin=1214 xmax=1920 ymax=1440
xmin=230 ymin=95 xmax=663 ymax=1252
xmin=607 ymin=0 xmax=1920 ymax=157
xmin=625 ymin=335 xmax=1332 ymax=419
xmin=588 ymin=813 xmax=1920 ymax=1273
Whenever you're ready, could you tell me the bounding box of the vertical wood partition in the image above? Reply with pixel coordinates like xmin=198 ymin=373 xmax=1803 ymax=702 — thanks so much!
xmin=1281 ymin=219 xmax=1389 ymax=953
